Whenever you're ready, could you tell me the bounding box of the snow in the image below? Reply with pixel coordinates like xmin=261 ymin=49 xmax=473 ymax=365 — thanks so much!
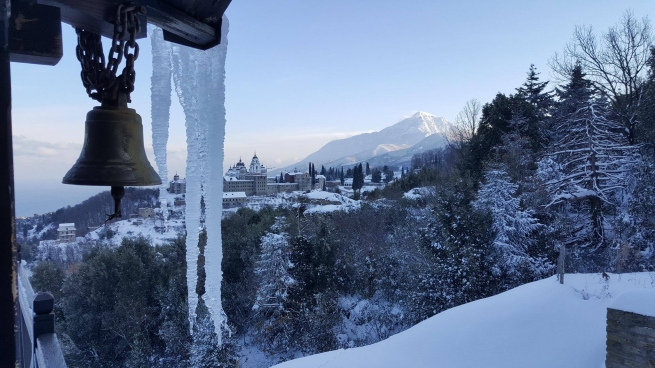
xmin=87 ymin=217 xmax=185 ymax=246
xmin=610 ymin=289 xmax=655 ymax=317
xmin=273 ymin=272 xmax=655 ymax=368
xmin=403 ymin=187 xmax=435 ymax=200
xmin=224 ymin=192 xmax=247 ymax=199
xmin=278 ymin=112 xmax=451 ymax=174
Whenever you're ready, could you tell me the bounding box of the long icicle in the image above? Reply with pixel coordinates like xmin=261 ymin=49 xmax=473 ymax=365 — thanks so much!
xmin=172 ymin=44 xmax=201 ymax=333
xmin=202 ymin=15 xmax=230 ymax=343
xmin=150 ymin=26 xmax=172 ymax=231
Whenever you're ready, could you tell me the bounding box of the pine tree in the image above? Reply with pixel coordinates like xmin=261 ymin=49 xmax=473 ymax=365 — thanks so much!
xmin=251 ymin=220 xmax=297 ymax=354
xmin=190 ymin=299 xmax=237 ymax=368
xmin=365 ymin=162 xmax=370 ymax=176
xmin=253 ymin=226 xmax=294 ymax=312
xmin=516 ymin=64 xmax=553 ymax=114
xmin=473 ymin=167 xmax=545 ymax=280
xmin=544 ymin=64 xmax=638 ymax=251
xmin=340 ymin=168 xmax=345 ymax=185
xmin=279 ymin=172 xmax=284 ymax=183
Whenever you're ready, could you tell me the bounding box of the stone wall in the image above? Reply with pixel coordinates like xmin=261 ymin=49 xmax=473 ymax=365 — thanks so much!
xmin=606 ymin=308 xmax=655 ymax=367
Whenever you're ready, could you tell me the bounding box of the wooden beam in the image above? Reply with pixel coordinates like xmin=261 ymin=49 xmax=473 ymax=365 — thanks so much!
xmin=0 ymin=0 xmax=19 ymax=365
xmin=37 ymin=0 xmax=228 ymax=49
xmin=37 ymin=0 xmax=147 ymax=40
xmin=9 ymin=1 xmax=63 ymax=65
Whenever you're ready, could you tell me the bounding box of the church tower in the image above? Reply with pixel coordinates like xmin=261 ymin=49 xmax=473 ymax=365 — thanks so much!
xmin=250 ymin=152 xmax=265 ymax=174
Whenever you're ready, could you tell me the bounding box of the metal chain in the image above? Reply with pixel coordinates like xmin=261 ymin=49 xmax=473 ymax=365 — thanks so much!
xmin=75 ymin=4 xmax=144 ymax=105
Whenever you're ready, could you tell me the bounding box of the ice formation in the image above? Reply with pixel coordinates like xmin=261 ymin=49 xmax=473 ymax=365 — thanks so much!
xmin=198 ymin=17 xmax=230 ymax=343
xmin=150 ymin=27 xmax=172 ymax=230
xmin=147 ymin=16 xmax=229 ymax=341
xmin=171 ymin=42 xmax=201 ymax=332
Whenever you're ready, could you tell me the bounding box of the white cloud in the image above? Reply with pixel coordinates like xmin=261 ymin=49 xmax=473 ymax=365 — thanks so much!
xmin=12 ymin=135 xmax=82 ymax=157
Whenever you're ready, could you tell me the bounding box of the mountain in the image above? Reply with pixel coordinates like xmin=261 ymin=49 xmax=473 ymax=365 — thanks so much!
xmin=278 ymin=112 xmax=451 ymax=173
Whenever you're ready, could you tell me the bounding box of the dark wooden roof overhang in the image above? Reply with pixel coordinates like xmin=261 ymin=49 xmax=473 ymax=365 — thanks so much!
xmin=39 ymin=0 xmax=230 ymax=48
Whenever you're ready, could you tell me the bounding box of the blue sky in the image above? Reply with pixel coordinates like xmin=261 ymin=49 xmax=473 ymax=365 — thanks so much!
xmin=10 ymin=0 xmax=654 ymax=216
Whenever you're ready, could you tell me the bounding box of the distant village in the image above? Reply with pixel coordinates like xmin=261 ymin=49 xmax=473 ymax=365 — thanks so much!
xmin=35 ymin=152 xmax=398 ymax=261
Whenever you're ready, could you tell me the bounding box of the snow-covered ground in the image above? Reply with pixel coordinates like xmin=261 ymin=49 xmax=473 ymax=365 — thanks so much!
xmin=273 ymin=272 xmax=655 ymax=368
xmin=243 ymin=190 xmax=360 ymax=214
xmin=403 ymin=186 xmax=435 ymax=200
xmin=86 ymin=216 xmax=185 ymax=246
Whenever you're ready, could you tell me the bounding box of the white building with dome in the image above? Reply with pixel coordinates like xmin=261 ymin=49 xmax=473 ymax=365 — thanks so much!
xmin=223 ymin=153 xmax=323 ymax=197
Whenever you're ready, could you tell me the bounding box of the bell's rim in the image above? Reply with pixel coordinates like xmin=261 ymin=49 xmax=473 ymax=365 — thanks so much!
xmin=62 ymin=179 xmax=162 ymax=186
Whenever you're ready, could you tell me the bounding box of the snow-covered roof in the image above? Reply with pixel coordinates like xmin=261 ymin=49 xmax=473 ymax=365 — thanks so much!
xmin=610 ymin=289 xmax=655 ymax=317
xmin=223 ymin=192 xmax=247 ymax=199
xmin=272 ymin=272 xmax=655 ymax=368
xmin=224 ymin=176 xmax=250 ymax=182
xmin=58 ymin=223 xmax=75 ymax=229
xmin=316 ymin=175 xmax=326 ymax=179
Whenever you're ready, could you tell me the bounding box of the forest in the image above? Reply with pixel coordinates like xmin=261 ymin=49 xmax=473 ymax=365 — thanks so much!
xmin=26 ymin=11 xmax=655 ymax=367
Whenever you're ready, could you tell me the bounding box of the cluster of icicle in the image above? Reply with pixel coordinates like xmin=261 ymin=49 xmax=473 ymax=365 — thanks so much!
xmin=150 ymin=17 xmax=229 ymax=344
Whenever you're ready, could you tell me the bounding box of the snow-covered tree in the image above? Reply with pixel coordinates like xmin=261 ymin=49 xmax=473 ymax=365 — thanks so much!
xmin=251 ymin=218 xmax=296 ymax=354
xmin=545 ymin=64 xmax=638 ymax=250
xmin=473 ymin=167 xmax=542 ymax=276
xmin=252 ymin=220 xmax=294 ymax=313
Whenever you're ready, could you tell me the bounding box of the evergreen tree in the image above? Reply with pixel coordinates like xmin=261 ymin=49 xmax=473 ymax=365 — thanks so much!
xmin=340 ymin=168 xmax=345 ymax=185
xmin=383 ymin=166 xmax=394 ymax=183
xmin=352 ymin=163 xmax=364 ymax=193
xmin=543 ymin=64 xmax=638 ymax=251
xmin=371 ymin=168 xmax=382 ymax=183
xmin=253 ymin=223 xmax=294 ymax=312
xmin=516 ymin=64 xmax=554 ymax=115
xmin=190 ymin=299 xmax=237 ymax=368
xmin=472 ymin=167 xmax=547 ymax=281
xmin=279 ymin=172 xmax=284 ymax=183
xmin=419 ymin=187 xmax=498 ymax=311
xmin=365 ymin=162 xmax=371 ymax=176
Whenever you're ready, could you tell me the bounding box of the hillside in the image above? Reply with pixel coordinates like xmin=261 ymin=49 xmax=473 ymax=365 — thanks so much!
xmin=17 ymin=188 xmax=158 ymax=241
xmin=273 ymin=273 xmax=655 ymax=368
xmin=277 ymin=112 xmax=450 ymax=172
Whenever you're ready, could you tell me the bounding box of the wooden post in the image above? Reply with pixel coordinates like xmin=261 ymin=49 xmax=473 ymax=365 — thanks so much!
xmin=558 ymin=244 xmax=566 ymax=285
xmin=0 ymin=0 xmax=19 ymax=364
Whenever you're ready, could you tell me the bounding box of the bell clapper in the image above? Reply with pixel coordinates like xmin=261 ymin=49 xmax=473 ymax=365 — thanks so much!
xmin=106 ymin=186 xmax=125 ymax=223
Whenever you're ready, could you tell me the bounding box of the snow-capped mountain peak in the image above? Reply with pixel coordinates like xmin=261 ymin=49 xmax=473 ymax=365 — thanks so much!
xmin=277 ymin=112 xmax=451 ymax=172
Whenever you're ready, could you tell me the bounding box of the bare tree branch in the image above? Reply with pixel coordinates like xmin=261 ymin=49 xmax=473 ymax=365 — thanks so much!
xmin=549 ymin=10 xmax=653 ymax=143
xmin=448 ymin=98 xmax=481 ymax=148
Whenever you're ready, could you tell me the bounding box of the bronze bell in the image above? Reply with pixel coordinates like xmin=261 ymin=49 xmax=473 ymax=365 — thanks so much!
xmin=63 ymin=105 xmax=161 ymax=187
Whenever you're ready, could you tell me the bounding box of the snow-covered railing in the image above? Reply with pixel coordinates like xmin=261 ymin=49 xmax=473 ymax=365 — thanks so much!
xmin=17 ymin=263 xmax=67 ymax=368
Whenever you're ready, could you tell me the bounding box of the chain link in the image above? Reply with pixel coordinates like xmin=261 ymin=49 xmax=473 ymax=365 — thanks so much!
xmin=75 ymin=4 xmax=144 ymax=105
